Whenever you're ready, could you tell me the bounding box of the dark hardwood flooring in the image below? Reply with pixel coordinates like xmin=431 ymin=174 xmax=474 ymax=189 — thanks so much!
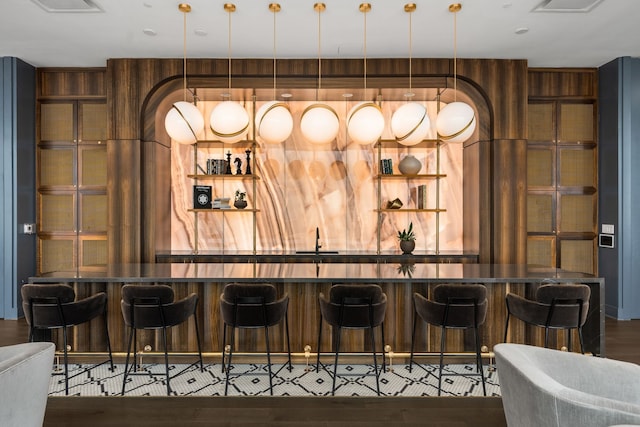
xmin=2 ymin=317 xmax=639 ymax=426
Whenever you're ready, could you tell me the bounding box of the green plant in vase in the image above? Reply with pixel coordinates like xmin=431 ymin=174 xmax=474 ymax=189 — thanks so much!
xmin=397 ymin=222 xmax=416 ymax=255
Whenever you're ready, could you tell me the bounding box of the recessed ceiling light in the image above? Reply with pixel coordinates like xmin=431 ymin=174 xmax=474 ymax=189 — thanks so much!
xmin=194 ymin=29 xmax=208 ymax=36
xmin=342 ymin=93 xmax=353 ymax=98
xmin=281 ymin=93 xmax=293 ymax=99
xmin=515 ymin=27 xmax=529 ymax=35
xmin=143 ymin=2 xmax=152 ymax=7
xmin=143 ymin=28 xmax=157 ymax=36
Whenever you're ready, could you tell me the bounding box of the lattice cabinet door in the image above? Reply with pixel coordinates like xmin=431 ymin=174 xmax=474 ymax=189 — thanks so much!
xmin=527 ymin=100 xmax=597 ymax=274
xmin=37 ymin=101 xmax=107 ymax=273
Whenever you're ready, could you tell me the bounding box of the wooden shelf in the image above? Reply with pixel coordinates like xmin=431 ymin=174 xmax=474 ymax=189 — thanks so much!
xmin=377 ymin=208 xmax=446 ymax=213
xmin=188 ymin=174 xmax=260 ymax=180
xmin=188 ymin=208 xmax=260 ymax=213
xmin=377 ymin=174 xmax=446 ymax=179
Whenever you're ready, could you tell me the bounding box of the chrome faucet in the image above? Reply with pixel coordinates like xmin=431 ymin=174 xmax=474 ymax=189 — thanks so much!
xmin=315 ymin=227 xmax=321 ymax=254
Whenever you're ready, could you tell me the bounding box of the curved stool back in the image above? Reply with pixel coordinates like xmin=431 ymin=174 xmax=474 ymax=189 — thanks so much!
xmin=21 ymin=283 xmax=113 ymax=395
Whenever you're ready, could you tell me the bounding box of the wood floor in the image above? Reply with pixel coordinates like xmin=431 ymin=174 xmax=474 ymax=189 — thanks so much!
xmin=2 ymin=317 xmax=639 ymax=426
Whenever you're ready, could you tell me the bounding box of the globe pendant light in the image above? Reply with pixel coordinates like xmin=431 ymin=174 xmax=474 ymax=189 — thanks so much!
xmin=300 ymin=2 xmax=339 ymax=146
xmin=436 ymin=3 xmax=476 ymax=144
xmin=347 ymin=3 xmax=384 ymax=146
xmin=255 ymin=3 xmax=293 ymax=145
xmin=164 ymin=3 xmax=204 ymax=145
xmin=391 ymin=3 xmax=430 ymax=147
xmin=210 ymin=3 xmax=249 ymax=144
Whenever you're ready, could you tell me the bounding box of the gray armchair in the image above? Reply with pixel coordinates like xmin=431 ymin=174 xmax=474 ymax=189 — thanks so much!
xmin=0 ymin=342 xmax=55 ymax=427
xmin=495 ymin=343 xmax=640 ymax=427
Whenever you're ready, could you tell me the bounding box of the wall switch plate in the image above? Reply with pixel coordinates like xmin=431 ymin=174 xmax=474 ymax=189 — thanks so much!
xmin=602 ymin=224 xmax=615 ymax=234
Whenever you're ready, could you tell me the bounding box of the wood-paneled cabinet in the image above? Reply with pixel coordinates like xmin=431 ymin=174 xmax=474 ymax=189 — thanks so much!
xmin=527 ymin=100 xmax=597 ymax=274
xmin=37 ymin=100 xmax=107 ymax=273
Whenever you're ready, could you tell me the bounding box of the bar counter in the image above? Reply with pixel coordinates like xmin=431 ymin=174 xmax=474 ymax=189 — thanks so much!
xmin=29 ymin=263 xmax=604 ymax=357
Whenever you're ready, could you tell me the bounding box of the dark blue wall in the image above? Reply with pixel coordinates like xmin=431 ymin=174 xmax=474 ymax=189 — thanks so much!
xmin=598 ymin=56 xmax=640 ymax=319
xmin=1 ymin=57 xmax=36 ymax=319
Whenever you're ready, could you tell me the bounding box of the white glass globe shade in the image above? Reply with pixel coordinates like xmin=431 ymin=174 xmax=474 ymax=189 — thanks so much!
xmin=347 ymin=102 xmax=385 ymax=145
xmin=164 ymin=101 xmax=204 ymax=145
xmin=300 ymin=103 xmax=340 ymax=145
xmin=255 ymin=101 xmax=293 ymax=144
xmin=436 ymin=101 xmax=477 ymax=144
xmin=391 ymin=102 xmax=431 ymax=146
xmin=209 ymin=101 xmax=250 ymax=144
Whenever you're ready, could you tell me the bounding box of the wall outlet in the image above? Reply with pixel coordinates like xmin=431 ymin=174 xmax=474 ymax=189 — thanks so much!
xmin=22 ymin=223 xmax=36 ymax=234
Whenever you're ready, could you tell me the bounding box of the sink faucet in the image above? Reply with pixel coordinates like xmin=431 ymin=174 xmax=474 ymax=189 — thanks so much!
xmin=315 ymin=227 xmax=322 ymax=254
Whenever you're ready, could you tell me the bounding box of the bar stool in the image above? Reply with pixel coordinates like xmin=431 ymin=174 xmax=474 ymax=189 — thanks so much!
xmin=21 ymin=283 xmax=114 ymax=395
xmin=410 ymin=284 xmax=487 ymax=396
xmin=316 ymin=284 xmax=387 ymax=396
xmin=121 ymin=284 xmax=203 ymax=396
xmin=220 ymin=283 xmax=292 ymax=396
xmin=504 ymin=283 xmax=591 ymax=353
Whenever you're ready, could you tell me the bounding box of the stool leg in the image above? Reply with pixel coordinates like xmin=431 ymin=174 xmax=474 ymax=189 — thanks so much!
xmin=162 ymin=326 xmax=170 ymax=396
xmin=475 ymin=326 xmax=486 ymax=396
xmin=62 ymin=326 xmax=69 ymax=395
xmin=409 ymin=312 xmax=418 ymax=373
xmin=265 ymin=325 xmax=273 ymax=396
xmin=122 ymin=327 xmax=134 ymax=396
xmin=381 ymin=322 xmax=386 ymax=372
xmin=285 ymin=313 xmax=292 ymax=372
xmin=370 ymin=324 xmax=380 ymax=396
xmin=193 ymin=314 xmax=204 ymax=372
xmin=438 ymin=326 xmax=446 ymax=396
xmin=578 ymin=326 xmax=586 ymax=354
xmin=225 ymin=326 xmax=235 ymax=396
xmin=221 ymin=324 xmax=227 ymax=373
xmin=316 ymin=314 xmax=322 ymax=373
xmin=103 ymin=314 xmax=114 ymax=371
xmin=332 ymin=326 xmax=341 ymax=396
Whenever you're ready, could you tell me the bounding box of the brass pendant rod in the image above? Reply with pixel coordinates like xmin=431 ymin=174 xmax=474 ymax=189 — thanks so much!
xmin=449 ymin=3 xmax=462 ymax=102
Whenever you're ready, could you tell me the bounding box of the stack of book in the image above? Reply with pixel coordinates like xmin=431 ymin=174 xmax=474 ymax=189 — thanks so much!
xmin=206 ymin=159 xmax=229 ymax=175
xmin=379 ymin=158 xmax=393 ymax=174
xmin=212 ymin=197 xmax=231 ymax=209
xmin=416 ymin=185 xmax=427 ymax=209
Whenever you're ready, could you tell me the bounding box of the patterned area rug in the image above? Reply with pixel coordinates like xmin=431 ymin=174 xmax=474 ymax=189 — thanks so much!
xmin=49 ymin=360 xmax=501 ymax=397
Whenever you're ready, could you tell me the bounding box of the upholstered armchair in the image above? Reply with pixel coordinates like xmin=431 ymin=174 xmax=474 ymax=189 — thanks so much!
xmin=0 ymin=342 xmax=55 ymax=427
xmin=495 ymin=343 xmax=640 ymax=427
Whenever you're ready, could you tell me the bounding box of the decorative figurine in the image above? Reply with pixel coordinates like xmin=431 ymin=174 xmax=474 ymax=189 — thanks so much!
xmin=225 ymin=151 xmax=233 ymax=175
xmin=245 ymin=149 xmax=252 ymax=175
xmin=234 ymin=157 xmax=242 ymax=175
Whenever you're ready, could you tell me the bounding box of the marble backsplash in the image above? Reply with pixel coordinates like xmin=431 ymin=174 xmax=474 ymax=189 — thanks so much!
xmin=170 ymin=100 xmax=463 ymax=254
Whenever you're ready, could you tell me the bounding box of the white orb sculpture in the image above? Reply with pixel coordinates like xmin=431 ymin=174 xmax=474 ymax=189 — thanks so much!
xmin=164 ymin=101 xmax=205 ymax=145
xmin=209 ymin=101 xmax=250 ymax=144
xmin=391 ymin=102 xmax=431 ymax=146
xmin=300 ymin=103 xmax=340 ymax=145
xmin=255 ymin=101 xmax=293 ymax=144
xmin=436 ymin=101 xmax=477 ymax=144
xmin=347 ymin=102 xmax=384 ymax=145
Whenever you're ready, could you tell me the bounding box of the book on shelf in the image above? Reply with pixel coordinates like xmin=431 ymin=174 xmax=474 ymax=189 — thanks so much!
xmin=193 ymin=185 xmax=212 ymax=209
xmin=416 ymin=184 xmax=427 ymax=209
xmin=379 ymin=158 xmax=393 ymax=175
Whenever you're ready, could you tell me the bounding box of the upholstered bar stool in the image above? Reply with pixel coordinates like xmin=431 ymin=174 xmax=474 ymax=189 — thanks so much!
xmin=120 ymin=284 xmax=203 ymax=396
xmin=504 ymin=283 xmax=591 ymax=353
xmin=316 ymin=284 xmax=387 ymax=396
xmin=220 ymin=283 xmax=292 ymax=396
xmin=410 ymin=283 xmax=487 ymax=396
xmin=21 ymin=283 xmax=114 ymax=395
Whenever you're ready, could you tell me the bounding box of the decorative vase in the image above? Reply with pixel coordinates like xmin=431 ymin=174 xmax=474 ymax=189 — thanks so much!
xmin=234 ymin=200 xmax=247 ymax=209
xmin=400 ymin=240 xmax=415 ymax=255
xmin=398 ymin=154 xmax=422 ymax=175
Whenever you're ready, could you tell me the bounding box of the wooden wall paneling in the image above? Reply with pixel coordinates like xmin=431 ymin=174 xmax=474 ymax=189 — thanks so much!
xmin=492 ymin=139 xmax=528 ymax=264
xmin=458 ymin=59 xmax=528 ymax=141
xmin=107 ymin=139 xmax=141 ymax=264
xmin=106 ymin=60 xmax=141 ymax=141
xmin=37 ymin=68 xmax=106 ymax=98
xmin=528 ymin=68 xmax=598 ymax=98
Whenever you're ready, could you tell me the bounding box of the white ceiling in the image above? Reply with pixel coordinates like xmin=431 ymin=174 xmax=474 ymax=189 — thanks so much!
xmin=1 ymin=0 xmax=638 ymax=69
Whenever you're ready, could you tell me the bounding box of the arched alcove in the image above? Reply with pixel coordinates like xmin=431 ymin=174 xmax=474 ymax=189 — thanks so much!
xmin=139 ymin=73 xmax=492 ymax=261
